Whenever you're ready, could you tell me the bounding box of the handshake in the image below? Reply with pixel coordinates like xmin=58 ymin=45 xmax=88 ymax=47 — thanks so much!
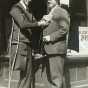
xmin=38 ymin=20 xmax=49 ymax=27
xmin=38 ymin=14 xmax=52 ymax=27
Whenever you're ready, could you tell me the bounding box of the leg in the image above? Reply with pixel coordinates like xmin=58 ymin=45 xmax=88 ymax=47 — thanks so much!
xmin=17 ymin=44 xmax=32 ymax=88
xmin=34 ymin=55 xmax=65 ymax=88
xmin=48 ymin=55 xmax=65 ymax=88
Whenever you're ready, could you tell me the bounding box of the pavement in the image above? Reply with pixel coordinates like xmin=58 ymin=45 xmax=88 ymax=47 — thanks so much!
xmin=0 ymin=63 xmax=20 ymax=88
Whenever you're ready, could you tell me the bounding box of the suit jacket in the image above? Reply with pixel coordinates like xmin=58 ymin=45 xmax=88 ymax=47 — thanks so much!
xmin=43 ymin=5 xmax=70 ymax=54
xmin=9 ymin=2 xmax=40 ymax=70
xmin=10 ymin=2 xmax=40 ymax=43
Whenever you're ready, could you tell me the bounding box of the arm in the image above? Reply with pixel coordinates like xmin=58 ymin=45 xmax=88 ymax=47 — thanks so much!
xmin=50 ymin=20 xmax=69 ymax=42
xmin=43 ymin=20 xmax=70 ymax=42
xmin=10 ymin=6 xmax=40 ymax=30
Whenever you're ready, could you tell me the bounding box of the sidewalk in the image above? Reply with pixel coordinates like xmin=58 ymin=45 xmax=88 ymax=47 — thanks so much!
xmin=0 ymin=64 xmax=20 ymax=88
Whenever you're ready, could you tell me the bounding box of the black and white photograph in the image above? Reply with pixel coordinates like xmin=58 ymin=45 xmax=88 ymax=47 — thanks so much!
xmin=0 ymin=0 xmax=88 ymax=88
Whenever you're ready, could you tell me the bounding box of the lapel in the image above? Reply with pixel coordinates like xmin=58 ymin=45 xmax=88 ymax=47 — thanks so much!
xmin=16 ymin=3 xmax=33 ymax=21
xmin=16 ymin=2 xmax=36 ymax=22
xmin=17 ymin=3 xmax=26 ymax=12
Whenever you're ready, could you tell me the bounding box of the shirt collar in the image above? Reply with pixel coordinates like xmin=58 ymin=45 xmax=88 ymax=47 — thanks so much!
xmin=20 ymin=0 xmax=27 ymax=10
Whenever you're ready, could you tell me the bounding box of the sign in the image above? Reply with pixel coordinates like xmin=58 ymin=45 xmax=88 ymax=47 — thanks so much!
xmin=79 ymin=27 xmax=88 ymax=55
xmin=60 ymin=0 xmax=69 ymax=6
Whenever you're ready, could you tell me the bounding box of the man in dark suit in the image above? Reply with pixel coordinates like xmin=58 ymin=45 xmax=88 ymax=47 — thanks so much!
xmin=9 ymin=0 xmax=47 ymax=88
xmin=38 ymin=0 xmax=70 ymax=88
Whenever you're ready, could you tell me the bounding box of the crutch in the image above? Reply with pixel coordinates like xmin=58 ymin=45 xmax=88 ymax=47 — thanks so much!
xmin=8 ymin=18 xmax=20 ymax=88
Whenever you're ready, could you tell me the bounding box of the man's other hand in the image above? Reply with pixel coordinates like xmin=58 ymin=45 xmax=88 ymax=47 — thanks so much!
xmin=43 ymin=35 xmax=50 ymax=42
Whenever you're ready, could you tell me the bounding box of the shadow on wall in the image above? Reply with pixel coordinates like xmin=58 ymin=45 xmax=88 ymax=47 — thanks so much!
xmin=32 ymin=0 xmax=47 ymax=20
xmin=0 ymin=0 xmax=19 ymax=55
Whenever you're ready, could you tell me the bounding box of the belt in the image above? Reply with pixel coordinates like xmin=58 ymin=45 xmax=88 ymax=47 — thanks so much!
xmin=44 ymin=36 xmax=66 ymax=44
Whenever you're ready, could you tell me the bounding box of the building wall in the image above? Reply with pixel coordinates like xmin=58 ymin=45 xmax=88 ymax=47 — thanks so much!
xmin=65 ymin=58 xmax=88 ymax=88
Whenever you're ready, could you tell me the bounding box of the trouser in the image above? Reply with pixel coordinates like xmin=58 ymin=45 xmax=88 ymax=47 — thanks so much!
xmin=33 ymin=54 xmax=65 ymax=88
xmin=15 ymin=42 xmax=32 ymax=88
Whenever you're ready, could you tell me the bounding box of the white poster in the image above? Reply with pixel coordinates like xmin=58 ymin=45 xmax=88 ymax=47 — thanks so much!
xmin=60 ymin=0 xmax=69 ymax=6
xmin=79 ymin=26 xmax=88 ymax=55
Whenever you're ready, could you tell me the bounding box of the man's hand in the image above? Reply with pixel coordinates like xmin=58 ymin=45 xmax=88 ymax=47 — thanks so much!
xmin=43 ymin=35 xmax=50 ymax=42
xmin=42 ymin=14 xmax=52 ymax=22
xmin=33 ymin=53 xmax=43 ymax=59
xmin=38 ymin=20 xmax=49 ymax=26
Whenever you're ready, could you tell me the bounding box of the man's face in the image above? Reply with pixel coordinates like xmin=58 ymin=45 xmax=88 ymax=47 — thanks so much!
xmin=48 ymin=0 xmax=57 ymax=9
